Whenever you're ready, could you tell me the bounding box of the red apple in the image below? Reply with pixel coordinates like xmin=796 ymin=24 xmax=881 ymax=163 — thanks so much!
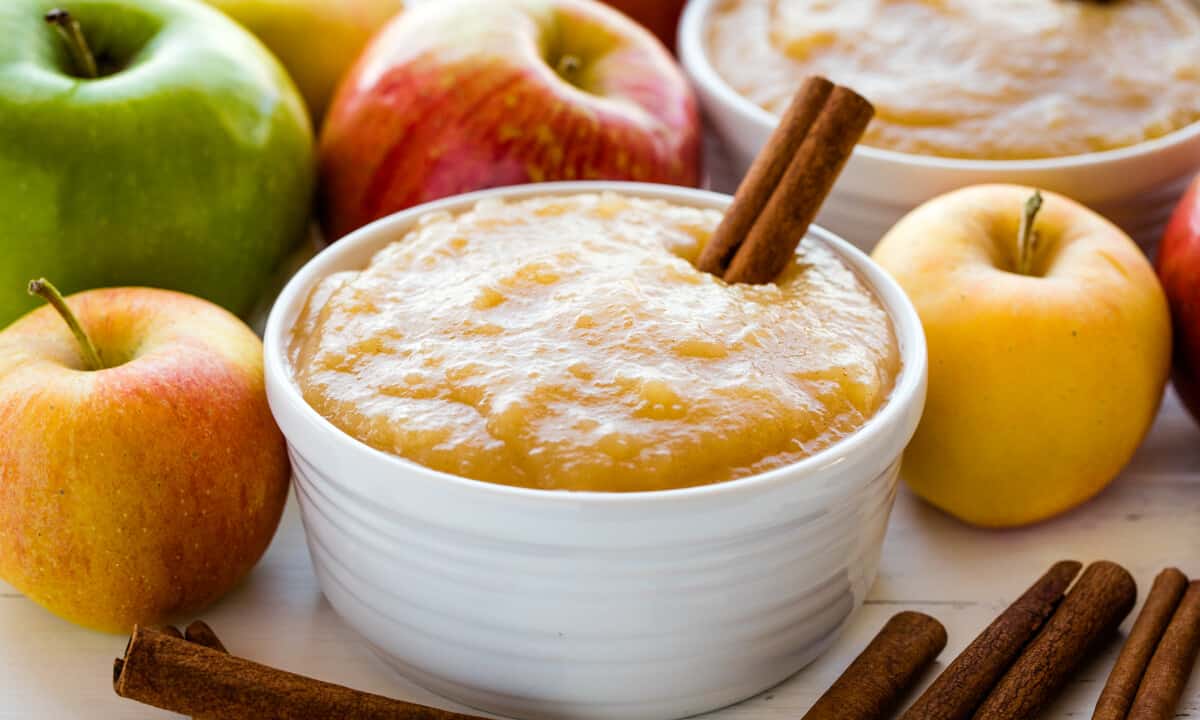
xmin=0 ymin=282 xmax=290 ymax=632
xmin=1158 ymin=174 xmax=1200 ymax=425
xmin=601 ymin=0 xmax=687 ymax=50
xmin=318 ymin=0 xmax=702 ymax=239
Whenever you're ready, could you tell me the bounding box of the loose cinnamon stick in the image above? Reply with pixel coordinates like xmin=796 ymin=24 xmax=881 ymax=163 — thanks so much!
xmin=697 ymin=76 xmax=834 ymax=275
xmin=973 ymin=561 xmax=1137 ymax=720
xmin=801 ymin=611 xmax=947 ymax=720
xmin=155 ymin=624 xmax=184 ymax=640
xmin=697 ymin=76 xmax=874 ymax=285
xmin=181 ymin=623 xmax=228 ymax=720
xmin=184 ymin=620 xmax=228 ymax=654
xmin=1127 ymin=580 xmax=1200 ymax=720
xmin=901 ymin=560 xmax=1083 ymax=720
xmin=114 ymin=625 xmax=490 ymax=720
xmin=1092 ymin=568 xmax=1189 ymax=720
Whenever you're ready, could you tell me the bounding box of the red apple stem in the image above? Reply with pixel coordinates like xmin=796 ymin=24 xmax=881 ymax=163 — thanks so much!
xmin=1017 ymin=189 xmax=1044 ymax=276
xmin=45 ymin=9 xmax=99 ymax=80
xmin=556 ymin=54 xmax=582 ymax=80
xmin=27 ymin=278 xmax=104 ymax=371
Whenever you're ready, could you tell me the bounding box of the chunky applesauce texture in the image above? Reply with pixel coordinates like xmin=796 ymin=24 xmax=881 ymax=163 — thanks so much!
xmin=290 ymin=193 xmax=899 ymax=492
xmin=707 ymin=0 xmax=1200 ymax=160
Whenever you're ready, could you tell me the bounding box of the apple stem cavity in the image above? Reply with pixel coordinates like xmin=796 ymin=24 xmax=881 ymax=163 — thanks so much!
xmin=27 ymin=278 xmax=104 ymax=371
xmin=45 ymin=9 xmax=99 ymax=80
xmin=1017 ymin=189 xmax=1044 ymax=276
xmin=556 ymin=54 xmax=583 ymax=81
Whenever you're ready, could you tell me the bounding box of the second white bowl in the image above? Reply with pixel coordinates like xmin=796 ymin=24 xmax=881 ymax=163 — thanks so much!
xmin=264 ymin=182 xmax=927 ymax=720
xmin=679 ymin=0 xmax=1200 ymax=253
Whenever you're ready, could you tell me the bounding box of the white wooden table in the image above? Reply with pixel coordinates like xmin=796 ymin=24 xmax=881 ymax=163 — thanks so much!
xmin=1 ymin=386 xmax=1197 ymax=718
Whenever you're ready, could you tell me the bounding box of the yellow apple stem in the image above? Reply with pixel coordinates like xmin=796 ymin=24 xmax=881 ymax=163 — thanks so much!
xmin=44 ymin=9 xmax=99 ymax=80
xmin=27 ymin=279 xmax=104 ymax=371
xmin=1017 ymin=189 xmax=1044 ymax=276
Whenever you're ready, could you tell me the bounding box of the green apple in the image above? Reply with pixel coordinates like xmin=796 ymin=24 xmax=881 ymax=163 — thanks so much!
xmin=202 ymin=0 xmax=404 ymax=123
xmin=0 ymin=281 xmax=290 ymax=632
xmin=0 ymin=0 xmax=314 ymax=327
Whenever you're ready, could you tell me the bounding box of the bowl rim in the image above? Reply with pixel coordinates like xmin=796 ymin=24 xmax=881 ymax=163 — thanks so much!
xmin=264 ymin=181 xmax=927 ymax=506
xmin=678 ymin=0 xmax=1200 ymax=172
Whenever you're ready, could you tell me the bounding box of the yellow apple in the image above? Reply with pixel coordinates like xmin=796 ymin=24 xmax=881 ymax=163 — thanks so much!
xmin=203 ymin=0 xmax=404 ymax=122
xmin=872 ymin=185 xmax=1171 ymax=528
xmin=0 ymin=283 xmax=290 ymax=632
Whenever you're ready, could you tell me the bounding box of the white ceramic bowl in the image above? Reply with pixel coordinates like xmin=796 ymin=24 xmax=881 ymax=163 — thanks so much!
xmin=264 ymin=182 xmax=927 ymax=720
xmin=679 ymin=0 xmax=1200 ymax=253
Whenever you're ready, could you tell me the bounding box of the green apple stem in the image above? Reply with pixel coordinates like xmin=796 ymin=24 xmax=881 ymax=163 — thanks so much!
xmin=27 ymin=279 xmax=104 ymax=371
xmin=44 ymin=9 xmax=99 ymax=80
xmin=1017 ymin=189 xmax=1044 ymax=276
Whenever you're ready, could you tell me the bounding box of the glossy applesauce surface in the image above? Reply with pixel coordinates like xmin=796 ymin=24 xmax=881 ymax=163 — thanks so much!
xmin=289 ymin=193 xmax=899 ymax=492
xmin=706 ymin=0 xmax=1200 ymax=160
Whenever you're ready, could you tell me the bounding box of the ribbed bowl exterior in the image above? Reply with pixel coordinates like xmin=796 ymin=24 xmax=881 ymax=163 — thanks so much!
xmin=291 ymin=448 xmax=899 ymax=720
xmin=680 ymin=0 xmax=1200 ymax=254
xmin=264 ymin=182 xmax=928 ymax=720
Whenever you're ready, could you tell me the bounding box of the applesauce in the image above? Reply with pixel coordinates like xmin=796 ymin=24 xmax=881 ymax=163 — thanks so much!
xmin=706 ymin=0 xmax=1200 ymax=160
xmin=289 ymin=193 xmax=899 ymax=492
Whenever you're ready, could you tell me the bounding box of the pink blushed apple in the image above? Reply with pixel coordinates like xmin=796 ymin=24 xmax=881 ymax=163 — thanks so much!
xmin=0 ymin=284 xmax=289 ymax=632
xmin=318 ymin=0 xmax=702 ymax=239
xmin=1159 ymin=174 xmax=1200 ymax=426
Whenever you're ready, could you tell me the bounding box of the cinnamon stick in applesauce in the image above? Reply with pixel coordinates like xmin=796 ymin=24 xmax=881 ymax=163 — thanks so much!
xmin=114 ymin=625 xmax=491 ymax=720
xmin=1092 ymin=568 xmax=1189 ymax=720
xmin=900 ymin=560 xmax=1082 ymax=720
xmin=697 ymin=76 xmax=873 ymax=285
xmin=697 ymin=76 xmax=833 ymax=275
xmin=972 ymin=561 xmax=1137 ymax=720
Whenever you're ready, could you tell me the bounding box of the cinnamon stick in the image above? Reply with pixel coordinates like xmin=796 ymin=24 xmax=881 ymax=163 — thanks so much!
xmin=154 ymin=624 xmax=184 ymax=640
xmin=697 ymin=76 xmax=873 ymax=285
xmin=972 ymin=561 xmax=1137 ymax=720
xmin=901 ymin=560 xmax=1082 ymax=720
xmin=184 ymin=620 xmax=229 ymax=654
xmin=1092 ymin=568 xmax=1189 ymax=720
xmin=801 ymin=611 xmax=947 ymax=720
xmin=1127 ymin=580 xmax=1200 ymax=720
xmin=114 ymin=625 xmax=490 ymax=720
xmin=181 ymin=622 xmax=228 ymax=720
xmin=697 ymin=76 xmax=834 ymax=275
